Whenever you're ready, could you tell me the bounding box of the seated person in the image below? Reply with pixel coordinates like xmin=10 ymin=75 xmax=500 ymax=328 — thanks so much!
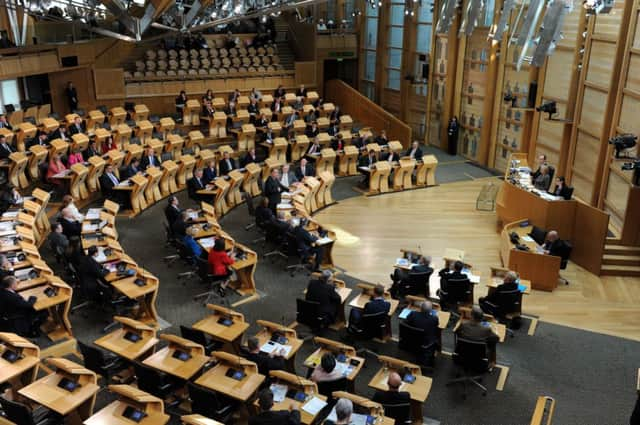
xmin=364 ymin=285 xmax=391 ymax=315
xmin=0 ymin=254 xmax=14 ymax=279
xmin=0 ymin=276 xmax=41 ymax=337
xmin=164 ymin=195 xmax=182 ymax=226
xmin=327 ymin=123 xmax=340 ymax=137
xmin=248 ymin=98 xmax=260 ymax=122
xmin=249 ymin=388 xmax=300 ymax=425
xmin=255 ymin=196 xmax=276 ymax=226
xmin=438 ymin=260 xmax=466 ymax=282
xmin=219 ymin=151 xmax=236 ymax=176
xmin=67 ymin=147 xmax=84 ymax=166
xmin=99 ymin=164 xmax=122 ymax=202
xmin=455 ymin=305 xmax=499 ymax=363
xmin=124 ymin=157 xmax=142 ymax=179
xmin=405 ymin=141 xmax=423 ymax=161
xmin=207 ymin=238 xmax=235 ymax=297
xmin=255 ymin=113 xmax=269 ymax=128
xmin=405 ymin=301 xmax=440 ymax=366
xmin=534 ymin=164 xmax=551 ymax=190
xmin=183 ymin=226 xmax=206 ymax=260
xmin=371 ymin=372 xmax=411 ymax=421
xmin=551 ymin=176 xmax=572 ymax=199
xmin=68 ymin=116 xmax=85 ymax=135
xmin=331 ymin=133 xmax=345 ymax=151
xmin=436 ymin=260 xmax=470 ymax=305
xmin=101 ymin=136 xmax=117 ymax=154
xmin=0 ymin=184 xmax=22 ymax=212
xmin=241 ymin=148 xmax=258 ymax=167
xmin=305 ymin=270 xmax=341 ymax=325
xmin=375 ymin=130 xmax=389 ymax=145
xmin=46 ymin=152 xmax=67 ymax=185
xmin=385 ymin=150 xmax=400 ymax=163
xmin=27 ymin=132 xmax=49 ymax=149
xmin=47 ymin=223 xmax=69 ymax=258
xmin=295 ymin=158 xmax=315 ymax=180
xmin=531 ymin=154 xmax=547 ymax=181
xmin=244 ymin=336 xmax=286 ymax=376
xmin=293 ymin=219 xmax=322 ymax=271
xmin=171 ymin=211 xmax=190 ymax=239
xmin=175 ymin=91 xmax=187 ymax=114
xmin=542 ymin=230 xmax=563 ymax=256
xmin=324 ymin=398 xmax=353 ymax=425
xmin=305 ymin=122 xmax=319 ymax=139
xmin=296 ymin=84 xmax=307 ymax=98
xmin=279 ymin=164 xmax=298 ymax=187
xmin=359 ymin=149 xmax=377 ymax=168
xmin=77 ymin=246 xmax=108 ymax=299
xmin=310 ymin=353 xmax=343 ymax=383
xmin=306 ymin=138 xmax=322 ymax=156
xmin=59 ymin=207 xmax=82 ymax=239
xmin=391 ymin=255 xmax=433 ymax=288
xmin=187 ymin=168 xmax=208 ymax=202
xmin=140 ymin=147 xmax=160 ymax=170
xmin=479 ymin=271 xmax=519 ymax=317
xmin=203 ymin=160 xmax=217 ymax=184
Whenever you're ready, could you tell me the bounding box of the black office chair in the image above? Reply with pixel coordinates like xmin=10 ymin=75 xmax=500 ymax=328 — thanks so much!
xmin=179 ymin=325 xmax=221 ymax=355
xmin=163 ymin=222 xmax=180 ymax=265
xmin=285 ymin=231 xmax=311 ymax=277
xmin=398 ymin=321 xmax=439 ymax=368
xmin=243 ymin=192 xmax=257 ymax=232
xmin=558 ymin=240 xmax=572 ymax=285
xmin=529 ymin=226 xmax=547 ymax=245
xmin=437 ymin=278 xmax=472 ymax=319
xmin=381 ymin=403 xmax=411 ymax=425
xmin=547 ymin=166 xmax=555 ymax=188
xmin=133 ymin=362 xmax=179 ymax=404
xmin=447 ymin=336 xmax=491 ymax=398
xmin=77 ymin=340 xmax=126 ymax=384
xmin=175 ymin=239 xmax=197 ymax=281
xmin=193 ymin=256 xmax=228 ymax=305
xmin=397 ymin=270 xmax=432 ymax=298
xmin=0 ymin=396 xmax=62 ymax=425
xmin=483 ymin=289 xmax=522 ymax=337
xmin=187 ymin=382 xmax=237 ymax=423
xmin=317 ymin=377 xmax=348 ymax=402
xmin=295 ymin=298 xmax=326 ymax=334
xmin=349 ymin=310 xmax=387 ymax=343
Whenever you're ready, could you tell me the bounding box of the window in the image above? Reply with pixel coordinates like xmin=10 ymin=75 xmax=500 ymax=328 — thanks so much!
xmin=387 ymin=69 xmax=401 ymax=90
xmin=385 ymin=2 xmax=405 ymax=90
xmin=360 ymin=3 xmax=379 ymax=100
xmin=0 ymin=79 xmax=21 ymax=114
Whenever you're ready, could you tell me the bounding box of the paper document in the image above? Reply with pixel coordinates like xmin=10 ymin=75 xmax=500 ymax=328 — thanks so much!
xmin=0 ymin=229 xmax=16 ymax=238
xmin=358 ymin=166 xmax=371 ymax=172
xmin=302 ymin=397 xmax=327 ymax=415
xmin=14 ymin=268 xmax=33 ymax=280
xmin=334 ymin=361 xmax=354 ymax=377
xmin=117 ymin=180 xmax=130 ymax=187
xmin=260 ymin=341 xmax=292 ymax=357
xmin=535 ymin=245 xmax=545 ymax=254
xmin=399 ymin=308 xmax=412 ymax=320
xmin=395 ymin=258 xmax=410 ymax=267
xmin=2 ymin=211 xmax=19 ymax=218
xmin=315 ymin=237 xmax=333 ymax=246
xmin=86 ymin=208 xmax=102 ymax=220
xmin=522 ymin=235 xmax=534 ymax=242
xmin=198 ymin=237 xmax=216 ymax=249
xmin=187 ymin=211 xmax=198 ymax=220
xmin=469 ymin=274 xmax=481 ymax=284
xmin=269 ymin=384 xmax=288 ymax=403
xmin=83 ymin=223 xmax=99 ymax=233
xmin=94 ymin=249 xmax=108 ymax=263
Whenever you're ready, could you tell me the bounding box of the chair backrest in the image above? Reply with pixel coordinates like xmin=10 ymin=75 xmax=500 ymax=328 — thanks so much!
xmin=454 ymin=336 xmax=489 ymax=373
xmin=558 ymin=241 xmax=572 ymax=269
xmin=405 ymin=270 xmax=432 ymax=296
xmin=187 ymin=382 xmax=227 ymax=419
xmin=243 ymin=192 xmax=255 ymax=217
xmin=398 ymin=321 xmax=425 ymax=353
xmin=195 ymin=256 xmax=215 ymax=281
xmin=176 ymin=239 xmax=193 ymax=260
xmin=547 ymin=165 xmax=555 ymax=184
xmin=180 ymin=325 xmax=208 ymax=347
xmin=0 ymin=396 xmax=36 ymax=425
xmin=382 ymin=402 xmax=411 ymax=425
xmin=444 ymin=278 xmax=472 ymax=304
xmin=494 ymin=289 xmax=522 ymax=316
xmin=317 ymin=377 xmax=348 ymax=401
xmin=133 ymin=362 xmax=171 ymax=398
xmin=529 ymin=226 xmax=547 ymax=245
xmin=362 ymin=310 xmax=387 ymax=340
xmin=565 ymin=186 xmax=574 ymax=200
xmin=296 ymin=298 xmax=324 ymax=329
xmin=77 ymin=340 xmax=108 ymax=375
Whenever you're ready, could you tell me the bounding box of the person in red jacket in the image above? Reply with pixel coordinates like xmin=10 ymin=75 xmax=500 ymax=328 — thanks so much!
xmin=207 ymin=238 xmax=235 ymax=297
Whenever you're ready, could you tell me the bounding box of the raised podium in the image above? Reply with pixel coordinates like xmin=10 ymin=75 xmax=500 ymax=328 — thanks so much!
xmin=259 ymin=107 xmax=273 ymax=122
xmin=307 ymin=91 xmax=319 ymax=104
xmin=32 ymin=188 xmax=51 ymax=235
xmin=285 ymin=93 xmax=296 ymax=105
xmin=176 ymin=154 xmax=195 ymax=187
xmin=124 ymin=144 xmax=143 ymax=166
xmin=242 ymin=163 xmax=262 ymax=196
xmin=158 ymin=117 xmax=175 ymax=140
xmin=237 ymin=96 xmax=250 ymax=109
xmin=146 ymin=138 xmax=164 ymax=157
xmin=260 ymin=94 xmax=274 ymax=109
xmin=339 ymin=115 xmax=353 ymax=131
xmin=416 ymin=154 xmax=438 ymax=187
xmin=49 ymin=138 xmax=69 ymax=158
xmin=393 ymin=158 xmax=417 ymax=190
xmin=133 ymin=104 xmax=149 ymax=121
xmin=213 ymin=178 xmax=231 ymax=216
xmin=160 ymin=160 xmax=179 ymax=196
xmin=86 ymin=156 xmax=105 ymax=193
xmin=208 ymin=112 xmax=227 ymax=138
xmin=317 ymin=117 xmax=330 ymax=131
xmin=338 ymin=145 xmax=359 ymax=176
xmin=114 ymin=124 xmax=132 ymax=149
xmin=71 ymin=133 xmax=89 ymax=154
xmin=8 ymin=152 xmax=28 ymax=189
xmin=293 ymin=119 xmax=306 ymax=136
xmin=136 ymin=120 xmax=153 ymax=143
xmin=184 ymin=99 xmax=201 ymax=126
xmin=315 ymin=148 xmax=336 ymax=176
xmin=196 ymin=149 xmax=215 ymax=169
xmin=338 ymin=130 xmax=353 ymax=145
xmin=86 ymin=110 xmax=105 ymax=132
xmin=238 ymin=124 xmax=256 ymax=151
xmin=212 ymin=97 xmax=226 ymax=110
xmin=317 ymin=171 xmax=335 ymax=208
xmin=166 ymin=134 xmax=184 ymax=159
xmin=188 ymin=130 xmax=204 ymax=153
xmin=368 ymin=162 xmax=391 ymax=194
xmin=116 ymin=174 xmax=148 ymax=215
xmin=69 ymin=163 xmax=89 ymax=200
xmin=40 ymin=117 xmax=59 ymax=136
xmin=109 ymin=107 xmax=127 ymax=126
xmin=16 ymin=122 xmax=37 ymax=152
xmin=144 ymin=166 xmax=163 ymax=205
xmin=317 ymin=132 xmax=331 ymax=147
xmin=291 ymin=135 xmax=309 ymax=161
xmin=267 ymin=137 xmax=287 ymax=165
xmin=94 ymin=128 xmax=111 ymax=151
xmin=226 ymin=170 xmax=244 ymax=208
xmin=321 ymin=102 xmax=335 ymax=118
xmin=28 ymin=145 xmax=48 ymax=180
xmin=303 ymin=176 xmax=321 ymax=213
xmin=104 ymin=150 xmax=125 ymax=178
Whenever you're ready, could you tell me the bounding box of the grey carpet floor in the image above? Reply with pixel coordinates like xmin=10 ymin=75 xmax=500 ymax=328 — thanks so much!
xmin=53 ymin=151 xmax=637 ymax=425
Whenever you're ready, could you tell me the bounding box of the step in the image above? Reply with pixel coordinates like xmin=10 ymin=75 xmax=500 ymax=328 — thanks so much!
xmin=602 ymin=254 xmax=640 ymax=267
xmin=603 ymin=245 xmax=640 ymax=256
xmin=600 ymin=264 xmax=640 ymax=277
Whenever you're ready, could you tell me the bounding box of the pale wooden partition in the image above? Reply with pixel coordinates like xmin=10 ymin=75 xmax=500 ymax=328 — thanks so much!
xmin=93 ymin=68 xmax=126 ymax=100
xmin=324 ymin=79 xmax=412 ymax=148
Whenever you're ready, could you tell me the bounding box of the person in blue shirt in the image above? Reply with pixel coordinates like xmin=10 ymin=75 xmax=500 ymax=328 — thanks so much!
xmin=183 ymin=227 xmax=205 ymax=260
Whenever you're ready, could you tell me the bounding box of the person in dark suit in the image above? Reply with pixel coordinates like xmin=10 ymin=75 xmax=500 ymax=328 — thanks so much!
xmin=219 ymin=151 xmax=236 ymax=176
xmin=406 ymin=141 xmax=423 ymax=161
xmin=273 ymin=85 xmax=286 ymax=100
xmin=264 ymin=168 xmax=289 ymax=213
xmin=364 ymin=285 xmax=391 ymax=315
xmin=248 ymin=98 xmax=260 ymax=123
xmin=456 ymin=306 xmax=499 ymax=363
xmin=479 ymin=271 xmax=519 ymax=317
xmin=244 ymin=336 xmax=286 ymax=376
xmin=327 ymin=123 xmax=340 ymax=137
xmin=390 ymin=255 xmax=433 ymax=295
xmin=187 ymin=168 xmax=207 ymax=202
xmin=0 ymin=276 xmax=40 ymax=337
xmin=295 ymin=84 xmax=307 ymax=98
xmin=542 ymin=230 xmax=563 ymax=256
xmin=295 ymin=158 xmax=314 ymax=180
xmin=77 ymin=246 xmax=108 ymax=300
xmin=305 ymin=270 xmax=341 ymax=324
xmin=447 ymin=116 xmax=459 ymax=155
xmin=124 ymin=158 xmax=142 ymax=179
xmin=306 ymin=139 xmax=322 ymax=157
xmin=202 ymin=160 xmax=217 ymax=184
xmin=385 ymin=150 xmax=400 ymax=163
xmin=249 ymin=388 xmax=300 ymax=425
xmin=359 ymin=150 xmax=377 ymax=167
xmin=241 ymin=148 xmax=258 ymax=167
xmin=27 ymin=132 xmax=49 ymax=149
xmin=375 ymin=130 xmax=389 ymax=145
xmin=371 ymin=372 xmax=411 ymax=422
xmin=405 ymin=300 xmax=440 ymax=366
xmin=531 ymin=154 xmax=547 ymax=181
xmin=438 ymin=260 xmax=467 ymax=284
xmin=305 ymin=122 xmax=319 ymax=139
xmin=293 ymin=219 xmax=323 ymax=270
xmin=48 ymin=125 xmax=70 ymax=142
xmin=164 ymin=196 xmax=182 ymax=226
xmin=255 ymin=113 xmax=269 ymax=128
xmin=59 ymin=207 xmax=82 ymax=239
xmin=0 ymin=135 xmax=15 ymax=159
xmin=175 ymin=90 xmax=187 ymax=115
xmin=0 ymin=115 xmax=12 ymax=130
xmin=171 ymin=211 xmax=190 ymax=239
xmin=99 ymin=164 xmax=124 ymax=203
xmin=534 ymin=164 xmax=551 ymax=190
xmin=329 ymin=106 xmax=342 ymax=124
xmin=140 ymin=147 xmax=160 ymax=170
xmin=331 ymin=133 xmax=345 ymax=151
xmin=83 ymin=139 xmax=100 ymax=160
xmin=68 ymin=116 xmax=85 ymax=135
xmin=551 ymin=176 xmax=572 ymax=199
xmin=66 ymin=81 xmax=78 ymax=112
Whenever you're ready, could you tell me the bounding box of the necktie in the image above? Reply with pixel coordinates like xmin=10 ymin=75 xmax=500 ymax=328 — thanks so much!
xmin=109 ymin=173 xmax=118 ymax=185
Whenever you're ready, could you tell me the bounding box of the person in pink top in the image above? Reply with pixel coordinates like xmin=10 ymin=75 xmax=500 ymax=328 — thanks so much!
xmin=67 ymin=148 xmax=84 ymax=166
xmin=46 ymin=152 xmax=67 ymax=185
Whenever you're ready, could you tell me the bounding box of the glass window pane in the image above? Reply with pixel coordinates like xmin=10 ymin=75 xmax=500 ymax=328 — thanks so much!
xmin=361 ymin=81 xmax=375 ymax=101
xmin=390 ymin=5 xmax=405 ymax=25
xmin=418 ymin=4 xmax=433 ymax=22
xmin=388 ymin=27 xmax=403 ymax=48
xmin=416 ymin=24 xmax=432 ymax=53
xmin=365 ymin=51 xmax=376 ymax=81
xmin=387 ymin=69 xmax=401 ymax=90
xmin=326 ymin=1 xmax=336 ymax=22
xmin=0 ymin=79 xmax=20 ymax=113
xmin=483 ymin=0 xmax=495 ymax=27
xmin=366 ymin=2 xmax=379 ymax=17
xmin=388 ymin=48 xmax=402 ymax=69
xmin=365 ymin=18 xmax=378 ymax=48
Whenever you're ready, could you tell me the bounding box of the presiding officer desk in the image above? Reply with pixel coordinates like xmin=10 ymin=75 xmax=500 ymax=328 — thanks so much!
xmin=496 ymin=153 xmax=609 ymax=285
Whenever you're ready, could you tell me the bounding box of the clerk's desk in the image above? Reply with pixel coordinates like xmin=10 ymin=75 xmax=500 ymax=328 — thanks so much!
xmin=84 ymin=384 xmax=170 ymax=425
xmin=253 ymin=319 xmax=303 ymax=372
xmin=500 ymin=220 xmax=561 ymax=292
xmin=181 ymin=415 xmax=224 ymax=425
xmin=256 ymin=370 xmax=328 ymax=425
xmin=142 ymin=334 xmax=209 ymax=381
xmin=194 ymin=351 xmax=265 ymax=401
xmin=19 ymin=358 xmax=99 ymax=425
xmin=329 ymin=392 xmax=395 ymax=425
xmin=304 ymin=337 xmax=364 ymax=391
xmin=368 ymin=355 xmax=432 ymax=424
xmin=496 ymin=153 xmax=609 ymax=276
xmin=192 ymin=304 xmax=250 ymax=353
xmin=0 ymin=332 xmax=40 ymax=398
xmin=94 ymin=316 xmax=159 ymax=361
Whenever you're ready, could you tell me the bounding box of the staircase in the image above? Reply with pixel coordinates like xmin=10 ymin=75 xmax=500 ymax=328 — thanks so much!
xmin=600 ymin=239 xmax=640 ymax=277
xmin=274 ymin=17 xmax=296 ymax=70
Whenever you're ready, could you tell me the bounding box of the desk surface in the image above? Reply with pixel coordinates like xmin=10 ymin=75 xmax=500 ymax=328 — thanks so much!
xmin=142 ymin=347 xmax=209 ymax=380
xmin=19 ymin=373 xmax=99 ymax=415
xmin=254 ymin=330 xmax=303 ymax=361
xmin=368 ymin=368 xmax=431 ymax=403
xmin=486 ymin=276 xmax=532 ymax=295
xmin=194 ymin=363 xmax=265 ymax=401
xmin=0 ymin=347 xmax=39 ymax=384
xmin=348 ymin=294 xmax=399 ymax=316
xmin=453 ymin=318 xmax=506 ymax=343
xmin=181 ymin=414 xmax=225 ymax=425
xmin=94 ymin=329 xmax=158 ymax=361
xmin=19 ymin=284 xmax=70 ymax=311
xmin=254 ymin=391 xmax=327 ymax=425
xmin=83 ymin=400 xmax=170 ymax=425
xmin=192 ymin=313 xmax=249 ymax=343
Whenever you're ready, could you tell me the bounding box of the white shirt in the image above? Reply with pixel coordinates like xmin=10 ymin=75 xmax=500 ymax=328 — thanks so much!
xmin=280 ymin=173 xmax=289 ymax=187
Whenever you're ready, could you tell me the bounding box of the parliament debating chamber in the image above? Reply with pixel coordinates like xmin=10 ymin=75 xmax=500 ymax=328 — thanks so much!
xmin=0 ymin=0 xmax=640 ymax=423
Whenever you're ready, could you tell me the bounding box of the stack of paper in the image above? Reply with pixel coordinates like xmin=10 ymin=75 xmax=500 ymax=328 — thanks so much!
xmin=269 ymin=384 xmax=288 ymax=403
xmin=2 ymin=211 xmax=19 ymax=219
xmin=316 ymin=237 xmax=333 ymax=245
xmin=395 ymin=258 xmax=410 ymax=267
xmin=86 ymin=208 xmax=102 ymax=220
xmin=260 ymin=341 xmax=293 ymax=357
xmin=301 ymin=397 xmax=327 ymax=415
xmin=187 ymin=211 xmax=198 ymax=220
xmin=199 ymin=237 xmax=216 ymax=249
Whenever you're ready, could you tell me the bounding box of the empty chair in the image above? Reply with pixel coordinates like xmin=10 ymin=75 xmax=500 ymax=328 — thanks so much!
xmin=447 ymin=336 xmax=491 ymax=398
xmin=187 ymin=382 xmax=237 ymax=423
xmin=0 ymin=396 xmax=61 ymax=425
xmin=133 ymin=362 xmax=179 ymax=401
xmin=77 ymin=340 xmax=126 ymax=384
xmin=296 ymin=298 xmax=326 ymax=333
xmin=179 ymin=325 xmax=220 ymax=355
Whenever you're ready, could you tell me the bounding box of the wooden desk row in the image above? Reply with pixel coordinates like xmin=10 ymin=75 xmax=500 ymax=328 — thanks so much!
xmin=360 ymin=155 xmax=438 ymax=196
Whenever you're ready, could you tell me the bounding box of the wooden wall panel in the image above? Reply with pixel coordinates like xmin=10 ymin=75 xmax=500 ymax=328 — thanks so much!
xmin=574 ymin=131 xmax=600 ymax=172
xmin=48 ymin=67 xmax=96 ymax=115
xmin=93 ymin=68 xmax=125 ymax=100
xmin=586 ymin=40 xmax=617 ymax=86
xmin=295 ymin=61 xmax=316 ymax=85
xmin=579 ymin=87 xmax=607 ymax=135
xmin=604 ymin=171 xmax=631 ymax=219
xmin=592 ymin=2 xmax=624 ymax=36
xmin=625 ymin=55 xmax=640 ymax=92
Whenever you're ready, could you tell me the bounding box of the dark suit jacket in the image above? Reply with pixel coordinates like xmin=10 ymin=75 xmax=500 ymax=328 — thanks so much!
xmin=249 ymin=410 xmax=301 ymax=425
xmin=544 ymin=239 xmax=564 ymax=257
xmin=203 ymin=167 xmax=217 ymax=184
xmin=172 ymin=218 xmax=188 ymax=238
xmin=405 ymin=146 xmax=423 ymax=161
xmin=59 ymin=218 xmax=81 ymax=238
xmin=0 ymin=289 xmax=36 ymax=335
xmin=0 ymin=143 xmax=15 ymax=159
xmin=240 ymin=154 xmax=257 ymax=168
xmin=358 ymin=155 xmax=377 ymax=167
xmin=68 ymin=123 xmax=85 ymax=135
xmin=99 ymin=173 xmax=119 ymax=196
xmin=124 ymin=164 xmax=140 ymax=179
xmin=264 ymin=176 xmax=288 ymax=211
xmin=457 ymin=321 xmax=499 ymax=344
xmin=406 ymin=311 xmax=440 ymax=346
xmin=140 ymin=155 xmax=160 ymax=170
xmin=294 ymin=226 xmax=318 ymax=258
xmin=372 ymin=390 xmax=411 ymax=406
xmin=77 ymin=255 xmax=106 ymax=297
xmin=306 ymin=279 xmax=341 ymax=321
xmin=296 ymin=88 xmax=307 ymax=97
xmin=438 ymin=270 xmax=469 ymax=291
xmin=83 ymin=146 xmax=100 ymax=161
xmin=245 ymin=351 xmax=286 ymax=376
xmin=187 ymin=176 xmax=206 ymax=200
xmin=552 ymin=184 xmax=572 ymax=200
xmin=385 ymin=152 xmax=400 ymax=162
xmin=484 ymin=281 xmax=519 ymax=305
xmin=305 ymin=127 xmax=319 ymax=138
xmin=295 ymin=164 xmax=314 ymax=180
xmin=164 ymin=205 xmax=181 ymax=225
xmin=364 ymin=297 xmax=390 ymax=315
xmin=219 ymin=158 xmax=236 ymax=176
